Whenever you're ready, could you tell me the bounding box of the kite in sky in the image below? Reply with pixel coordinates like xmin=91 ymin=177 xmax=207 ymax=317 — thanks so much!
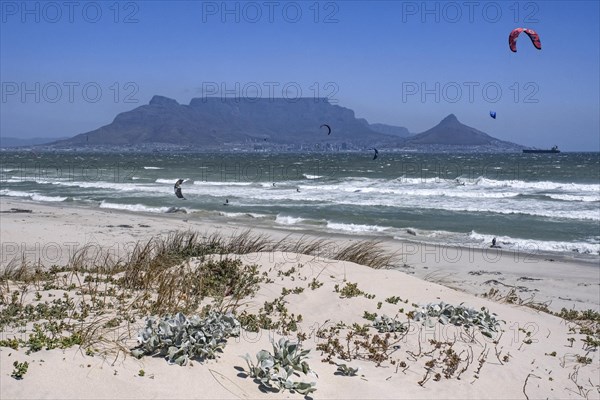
xmin=509 ymin=28 xmax=542 ymax=52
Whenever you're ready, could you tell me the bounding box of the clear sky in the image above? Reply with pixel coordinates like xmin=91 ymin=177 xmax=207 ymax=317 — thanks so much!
xmin=1 ymin=0 xmax=598 ymax=151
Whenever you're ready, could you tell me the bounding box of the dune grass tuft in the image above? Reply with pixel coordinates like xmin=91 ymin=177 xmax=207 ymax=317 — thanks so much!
xmin=333 ymin=240 xmax=398 ymax=269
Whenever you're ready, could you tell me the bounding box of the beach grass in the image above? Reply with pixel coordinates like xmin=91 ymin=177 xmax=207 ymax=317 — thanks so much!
xmin=1 ymin=228 xmax=598 ymax=398
xmin=0 ymin=230 xmax=398 ymax=355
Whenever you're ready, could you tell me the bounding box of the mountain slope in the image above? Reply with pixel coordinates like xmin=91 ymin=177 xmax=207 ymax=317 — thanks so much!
xmin=369 ymin=123 xmax=411 ymax=138
xmin=53 ymin=96 xmax=400 ymax=147
xmin=406 ymin=114 xmax=513 ymax=146
xmin=0 ymin=136 xmax=69 ymax=147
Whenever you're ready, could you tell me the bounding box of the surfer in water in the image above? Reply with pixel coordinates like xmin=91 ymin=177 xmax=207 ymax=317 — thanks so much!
xmin=223 ymin=199 xmax=229 ymax=206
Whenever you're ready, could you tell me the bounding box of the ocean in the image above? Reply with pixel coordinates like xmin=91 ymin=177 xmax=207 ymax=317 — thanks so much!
xmin=1 ymin=151 xmax=599 ymax=260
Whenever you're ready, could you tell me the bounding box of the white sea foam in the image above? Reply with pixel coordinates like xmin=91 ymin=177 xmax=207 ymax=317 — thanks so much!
xmin=468 ymin=231 xmax=600 ymax=255
xmin=30 ymin=193 xmax=68 ymax=202
xmin=99 ymin=201 xmax=173 ymax=213
xmin=192 ymin=181 xmax=254 ymax=186
xmin=466 ymin=177 xmax=600 ymax=193
xmin=546 ymin=194 xmax=600 ymax=202
xmin=326 ymin=221 xmax=388 ymax=234
xmin=0 ymin=189 xmax=67 ymax=202
xmin=0 ymin=189 xmax=31 ymax=198
xmin=2 ymin=154 xmax=597 ymax=258
xmin=0 ymin=178 xmax=25 ymax=183
xmin=275 ymin=215 xmax=305 ymax=225
xmin=155 ymin=178 xmax=190 ymax=184
xmin=50 ymin=180 xmax=165 ymax=194
xmin=218 ymin=212 xmax=269 ymax=219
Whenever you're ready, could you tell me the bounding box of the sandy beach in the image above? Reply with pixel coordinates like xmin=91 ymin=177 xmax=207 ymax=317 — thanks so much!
xmin=1 ymin=198 xmax=599 ymax=399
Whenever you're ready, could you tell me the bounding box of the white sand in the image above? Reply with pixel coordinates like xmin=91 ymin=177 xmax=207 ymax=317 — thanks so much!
xmin=1 ymin=198 xmax=599 ymax=399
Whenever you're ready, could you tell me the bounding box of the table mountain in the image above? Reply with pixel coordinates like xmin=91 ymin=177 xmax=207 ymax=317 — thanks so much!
xmin=52 ymin=96 xmax=400 ymax=147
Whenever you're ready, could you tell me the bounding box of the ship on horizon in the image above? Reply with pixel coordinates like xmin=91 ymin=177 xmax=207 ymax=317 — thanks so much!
xmin=523 ymin=145 xmax=560 ymax=154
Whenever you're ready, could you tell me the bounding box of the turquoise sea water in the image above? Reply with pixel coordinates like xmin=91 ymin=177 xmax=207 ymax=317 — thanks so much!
xmin=1 ymin=151 xmax=599 ymax=259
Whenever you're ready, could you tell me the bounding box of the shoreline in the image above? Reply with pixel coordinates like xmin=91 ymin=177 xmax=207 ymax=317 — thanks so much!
xmin=1 ymin=197 xmax=599 ymax=313
xmin=1 ymin=197 xmax=599 ymax=399
xmin=4 ymin=197 xmax=597 ymax=265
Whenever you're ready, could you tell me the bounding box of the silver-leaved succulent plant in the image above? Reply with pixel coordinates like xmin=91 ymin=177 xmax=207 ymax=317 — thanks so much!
xmin=372 ymin=314 xmax=408 ymax=333
xmin=243 ymin=337 xmax=317 ymax=395
xmin=131 ymin=310 xmax=240 ymax=365
xmin=412 ymin=302 xmax=503 ymax=338
xmin=335 ymin=363 xmax=359 ymax=376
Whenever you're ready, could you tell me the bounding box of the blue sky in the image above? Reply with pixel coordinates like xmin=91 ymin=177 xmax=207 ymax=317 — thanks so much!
xmin=1 ymin=0 xmax=598 ymax=151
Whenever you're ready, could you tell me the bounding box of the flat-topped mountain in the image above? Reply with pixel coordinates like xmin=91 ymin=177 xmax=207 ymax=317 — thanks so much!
xmin=368 ymin=123 xmax=411 ymax=138
xmin=53 ymin=96 xmax=400 ymax=148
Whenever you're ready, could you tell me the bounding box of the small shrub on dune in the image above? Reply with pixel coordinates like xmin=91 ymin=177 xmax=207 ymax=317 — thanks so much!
xmin=411 ymin=302 xmax=503 ymax=338
xmin=131 ymin=311 xmax=241 ymax=366
xmin=243 ymin=337 xmax=317 ymax=395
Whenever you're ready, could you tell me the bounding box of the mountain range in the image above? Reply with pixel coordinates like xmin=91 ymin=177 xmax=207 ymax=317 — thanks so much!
xmin=9 ymin=96 xmax=524 ymax=150
xmin=52 ymin=96 xmax=402 ymax=148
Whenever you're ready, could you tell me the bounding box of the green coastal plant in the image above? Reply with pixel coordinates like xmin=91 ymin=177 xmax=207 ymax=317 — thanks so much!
xmin=243 ymin=337 xmax=317 ymax=395
xmin=131 ymin=311 xmax=240 ymax=365
xmin=334 ymin=282 xmax=375 ymax=299
xmin=373 ymin=315 xmax=407 ymax=333
xmin=385 ymin=296 xmax=402 ymax=304
xmin=335 ymin=363 xmax=359 ymax=376
xmin=308 ymin=278 xmax=324 ymax=290
xmin=316 ymin=322 xmax=402 ymax=366
xmin=0 ymin=229 xmax=400 ymax=367
xmin=11 ymin=361 xmax=29 ymax=380
xmin=281 ymin=286 xmax=305 ymax=296
xmin=411 ymin=302 xmax=502 ymax=338
xmin=363 ymin=311 xmax=378 ymax=321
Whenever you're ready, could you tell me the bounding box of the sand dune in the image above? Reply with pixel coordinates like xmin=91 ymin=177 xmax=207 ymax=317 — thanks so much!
xmin=1 ymin=199 xmax=598 ymax=399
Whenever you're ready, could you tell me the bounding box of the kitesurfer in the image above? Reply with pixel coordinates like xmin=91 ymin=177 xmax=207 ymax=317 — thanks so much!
xmin=174 ymin=179 xmax=185 ymax=199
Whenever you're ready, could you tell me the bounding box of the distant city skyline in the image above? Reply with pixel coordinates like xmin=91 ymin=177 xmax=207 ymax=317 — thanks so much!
xmin=1 ymin=1 xmax=598 ymax=151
